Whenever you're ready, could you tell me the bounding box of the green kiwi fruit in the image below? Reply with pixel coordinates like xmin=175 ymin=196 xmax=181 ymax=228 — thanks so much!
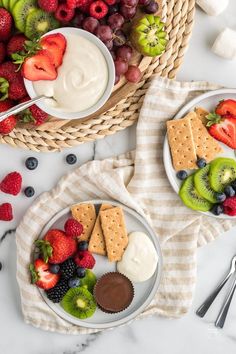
xmin=9 ymin=0 xmax=19 ymax=11
xmin=61 ymin=287 xmax=97 ymax=319
xmin=0 ymin=0 xmax=3 ymax=7
xmin=2 ymin=0 xmax=10 ymax=9
xmin=12 ymin=0 xmax=37 ymax=32
xmin=24 ymin=8 xmax=59 ymax=40
xmin=179 ymin=174 xmax=212 ymax=212
xmin=130 ymin=15 xmax=167 ymax=57
xmin=194 ymin=165 xmax=218 ymax=203
xmin=80 ymin=270 xmax=97 ymax=293
xmin=209 ymin=157 xmax=236 ymax=192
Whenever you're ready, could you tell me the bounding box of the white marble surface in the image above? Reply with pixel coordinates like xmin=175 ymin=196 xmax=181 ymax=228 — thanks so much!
xmin=1 ymin=3 xmax=236 ymax=353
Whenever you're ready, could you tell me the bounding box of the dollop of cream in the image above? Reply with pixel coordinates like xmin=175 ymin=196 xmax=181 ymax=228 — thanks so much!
xmin=33 ymin=33 xmax=108 ymax=112
xmin=117 ymin=232 xmax=158 ymax=282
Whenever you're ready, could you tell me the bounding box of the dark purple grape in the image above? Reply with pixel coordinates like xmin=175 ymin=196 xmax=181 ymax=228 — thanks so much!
xmin=114 ymin=58 xmax=128 ymax=75
xmin=82 ymin=17 xmax=99 ymax=33
xmin=121 ymin=0 xmax=138 ymax=6
xmin=116 ymin=45 xmax=132 ymax=62
xmin=138 ymin=0 xmax=151 ymax=5
xmin=115 ymin=74 xmax=120 ymax=84
xmin=95 ymin=25 xmax=113 ymax=42
xmin=144 ymin=0 xmax=159 ymax=13
xmin=120 ymin=5 xmax=137 ymax=19
xmin=110 ymin=50 xmax=116 ymax=60
xmin=104 ymin=39 xmax=114 ymax=50
xmin=107 ymin=13 xmax=124 ymax=30
xmin=108 ymin=4 xmax=119 ymax=15
xmin=72 ymin=13 xmax=85 ymax=28
xmin=113 ymin=29 xmax=127 ymax=46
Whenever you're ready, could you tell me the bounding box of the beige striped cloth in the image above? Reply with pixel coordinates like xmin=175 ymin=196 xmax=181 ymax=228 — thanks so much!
xmin=16 ymin=77 xmax=236 ymax=334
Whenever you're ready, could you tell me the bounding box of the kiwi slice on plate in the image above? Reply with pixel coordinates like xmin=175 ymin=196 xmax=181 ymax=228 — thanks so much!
xmin=2 ymin=0 xmax=10 ymax=9
xmin=61 ymin=287 xmax=97 ymax=319
xmin=12 ymin=0 xmax=37 ymax=32
xmin=25 ymin=9 xmax=59 ymax=40
xmin=209 ymin=158 xmax=236 ymax=192
xmin=194 ymin=165 xmax=218 ymax=203
xmin=130 ymin=15 xmax=167 ymax=57
xmin=80 ymin=270 xmax=97 ymax=293
xmin=179 ymin=175 xmax=212 ymax=212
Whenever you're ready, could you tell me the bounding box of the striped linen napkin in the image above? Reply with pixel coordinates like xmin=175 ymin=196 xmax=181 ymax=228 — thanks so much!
xmin=16 ymin=77 xmax=236 ymax=334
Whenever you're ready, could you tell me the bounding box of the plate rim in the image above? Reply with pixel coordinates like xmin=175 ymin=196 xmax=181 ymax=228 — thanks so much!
xmin=163 ymin=88 xmax=236 ymax=219
xmin=37 ymin=199 xmax=163 ymax=329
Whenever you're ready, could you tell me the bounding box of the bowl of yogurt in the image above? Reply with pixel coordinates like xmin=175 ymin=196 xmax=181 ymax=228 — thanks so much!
xmin=24 ymin=27 xmax=115 ymax=120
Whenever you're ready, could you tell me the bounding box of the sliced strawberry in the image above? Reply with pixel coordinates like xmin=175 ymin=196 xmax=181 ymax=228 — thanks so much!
xmin=21 ymin=50 xmax=57 ymax=81
xmin=40 ymin=33 xmax=67 ymax=56
xmin=215 ymin=99 xmax=236 ymax=119
xmin=40 ymin=42 xmax=64 ymax=68
xmin=29 ymin=259 xmax=59 ymax=290
xmin=207 ymin=113 xmax=236 ymax=149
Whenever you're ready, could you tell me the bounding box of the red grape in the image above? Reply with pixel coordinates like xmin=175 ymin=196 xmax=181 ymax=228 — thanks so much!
xmin=138 ymin=0 xmax=150 ymax=5
xmin=113 ymin=29 xmax=127 ymax=46
xmin=72 ymin=13 xmax=85 ymax=28
xmin=116 ymin=45 xmax=132 ymax=62
xmin=95 ymin=25 xmax=113 ymax=42
xmin=121 ymin=0 xmax=138 ymax=6
xmin=144 ymin=0 xmax=159 ymax=13
xmin=114 ymin=58 xmax=128 ymax=75
xmin=108 ymin=4 xmax=119 ymax=15
xmin=115 ymin=74 xmax=120 ymax=84
xmin=107 ymin=13 xmax=125 ymax=30
xmin=104 ymin=39 xmax=114 ymax=50
xmin=110 ymin=50 xmax=116 ymax=60
xmin=125 ymin=65 xmax=142 ymax=83
xmin=120 ymin=5 xmax=137 ymax=19
xmin=82 ymin=17 xmax=99 ymax=33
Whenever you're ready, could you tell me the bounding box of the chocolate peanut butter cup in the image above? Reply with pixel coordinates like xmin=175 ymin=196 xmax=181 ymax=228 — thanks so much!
xmin=94 ymin=272 xmax=134 ymax=313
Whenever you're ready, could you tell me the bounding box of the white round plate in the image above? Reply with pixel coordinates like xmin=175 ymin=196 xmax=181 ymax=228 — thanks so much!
xmin=163 ymin=88 xmax=236 ymax=219
xmin=37 ymin=200 xmax=163 ymax=329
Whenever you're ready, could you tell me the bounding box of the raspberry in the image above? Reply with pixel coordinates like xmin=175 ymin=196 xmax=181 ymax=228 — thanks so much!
xmin=64 ymin=218 xmax=83 ymax=238
xmin=74 ymin=251 xmax=95 ymax=269
xmin=0 ymin=203 xmax=13 ymax=221
xmin=66 ymin=0 xmax=77 ymax=8
xmin=38 ymin=0 xmax=58 ymax=12
xmin=90 ymin=1 xmax=108 ymax=19
xmin=80 ymin=0 xmax=93 ymax=13
xmin=0 ymin=171 xmax=22 ymax=196
xmin=0 ymin=42 xmax=6 ymax=64
xmin=223 ymin=196 xmax=236 ymax=216
xmin=55 ymin=4 xmax=75 ymax=22
xmin=104 ymin=0 xmax=116 ymax=4
xmin=76 ymin=0 xmax=88 ymax=7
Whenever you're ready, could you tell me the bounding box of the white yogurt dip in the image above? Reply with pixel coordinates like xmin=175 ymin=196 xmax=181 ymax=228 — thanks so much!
xmin=117 ymin=232 xmax=158 ymax=282
xmin=33 ymin=33 xmax=108 ymax=112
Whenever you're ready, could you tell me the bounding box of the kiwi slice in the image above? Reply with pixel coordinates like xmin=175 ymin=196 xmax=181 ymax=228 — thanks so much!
xmin=61 ymin=287 xmax=97 ymax=319
xmin=209 ymin=157 xmax=236 ymax=192
xmin=179 ymin=175 xmax=212 ymax=212
xmin=12 ymin=0 xmax=37 ymax=32
xmin=25 ymin=9 xmax=59 ymax=40
xmin=80 ymin=270 xmax=97 ymax=293
xmin=2 ymin=0 xmax=9 ymax=9
xmin=194 ymin=165 xmax=218 ymax=203
xmin=9 ymin=0 xmax=19 ymax=11
xmin=130 ymin=15 xmax=167 ymax=57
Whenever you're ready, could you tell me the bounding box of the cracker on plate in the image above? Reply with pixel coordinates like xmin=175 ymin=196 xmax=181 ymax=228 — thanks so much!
xmin=71 ymin=203 xmax=96 ymax=241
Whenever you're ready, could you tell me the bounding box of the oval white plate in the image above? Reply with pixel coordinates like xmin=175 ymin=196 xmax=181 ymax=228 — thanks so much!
xmin=163 ymin=88 xmax=236 ymax=219
xmin=37 ymin=200 xmax=163 ymax=329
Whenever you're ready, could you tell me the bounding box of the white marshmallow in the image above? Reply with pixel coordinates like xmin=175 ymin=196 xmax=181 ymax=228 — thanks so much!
xmin=196 ymin=0 xmax=229 ymax=16
xmin=212 ymin=28 xmax=236 ymax=60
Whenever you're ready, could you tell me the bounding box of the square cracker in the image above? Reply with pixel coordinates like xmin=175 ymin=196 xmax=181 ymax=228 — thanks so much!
xmin=187 ymin=112 xmax=223 ymax=162
xmin=88 ymin=204 xmax=112 ymax=256
xmin=195 ymin=107 xmax=209 ymax=125
xmin=167 ymin=116 xmax=197 ymax=171
xmin=71 ymin=204 xmax=96 ymax=241
xmin=100 ymin=207 xmax=128 ymax=262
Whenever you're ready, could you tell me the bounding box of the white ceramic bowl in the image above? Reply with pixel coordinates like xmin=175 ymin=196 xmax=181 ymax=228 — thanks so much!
xmin=24 ymin=27 xmax=115 ymax=120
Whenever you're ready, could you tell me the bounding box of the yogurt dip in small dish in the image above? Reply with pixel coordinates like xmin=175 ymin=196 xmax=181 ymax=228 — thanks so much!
xmin=24 ymin=28 xmax=115 ymax=120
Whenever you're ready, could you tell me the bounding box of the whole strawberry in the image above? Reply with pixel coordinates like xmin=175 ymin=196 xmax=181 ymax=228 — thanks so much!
xmin=74 ymin=250 xmax=95 ymax=269
xmin=0 ymin=42 xmax=6 ymax=64
xmin=0 ymin=203 xmax=13 ymax=221
xmin=0 ymin=61 xmax=27 ymax=101
xmin=0 ymin=171 xmax=22 ymax=195
xmin=6 ymin=34 xmax=27 ymax=56
xmin=38 ymin=0 xmax=58 ymax=12
xmin=0 ymin=9 xmax=12 ymax=41
xmin=18 ymin=96 xmax=48 ymax=126
xmin=29 ymin=259 xmax=60 ymax=290
xmin=0 ymin=100 xmax=17 ymax=135
xmin=35 ymin=229 xmax=77 ymax=264
xmin=64 ymin=218 xmax=83 ymax=238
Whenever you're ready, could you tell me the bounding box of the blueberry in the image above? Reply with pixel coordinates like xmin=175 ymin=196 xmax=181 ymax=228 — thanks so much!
xmin=197 ymin=158 xmax=207 ymax=168
xmin=24 ymin=186 xmax=35 ymax=198
xmin=231 ymin=180 xmax=236 ymax=191
xmin=78 ymin=241 xmax=88 ymax=251
xmin=210 ymin=204 xmax=224 ymax=216
xmin=224 ymin=185 xmax=235 ymax=197
xmin=215 ymin=192 xmax=226 ymax=203
xmin=176 ymin=170 xmax=188 ymax=180
xmin=66 ymin=154 xmax=77 ymax=165
xmin=49 ymin=264 xmax=60 ymax=274
xmin=76 ymin=267 xmax=86 ymax=278
xmin=0 ymin=262 xmax=2 ymax=271
xmin=68 ymin=277 xmax=80 ymax=288
xmin=25 ymin=157 xmax=38 ymax=170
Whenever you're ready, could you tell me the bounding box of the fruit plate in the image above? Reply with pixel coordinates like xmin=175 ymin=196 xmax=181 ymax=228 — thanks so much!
xmin=163 ymin=88 xmax=236 ymax=219
xmin=37 ymin=199 xmax=163 ymax=329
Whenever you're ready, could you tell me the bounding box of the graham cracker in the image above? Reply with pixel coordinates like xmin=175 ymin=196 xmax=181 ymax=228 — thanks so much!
xmin=71 ymin=204 xmax=96 ymax=241
xmin=100 ymin=207 xmax=128 ymax=262
xmin=187 ymin=112 xmax=223 ymax=162
xmin=167 ymin=116 xmax=197 ymax=171
xmin=195 ymin=107 xmax=209 ymax=125
xmin=88 ymin=204 xmax=112 ymax=256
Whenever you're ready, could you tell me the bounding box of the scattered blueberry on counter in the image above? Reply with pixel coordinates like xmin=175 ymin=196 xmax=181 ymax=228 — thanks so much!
xmin=24 ymin=186 xmax=35 ymax=198
xmin=197 ymin=158 xmax=207 ymax=168
xmin=0 ymin=262 xmax=2 ymax=271
xmin=211 ymin=204 xmax=224 ymax=216
xmin=66 ymin=154 xmax=77 ymax=165
xmin=176 ymin=170 xmax=188 ymax=180
xmin=25 ymin=157 xmax=38 ymax=170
